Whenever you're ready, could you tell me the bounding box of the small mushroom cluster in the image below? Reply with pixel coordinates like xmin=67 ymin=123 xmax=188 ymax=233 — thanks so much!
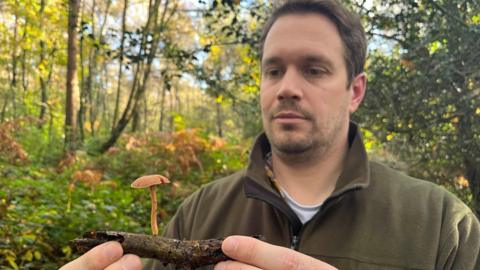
xmin=131 ymin=174 xmax=170 ymax=235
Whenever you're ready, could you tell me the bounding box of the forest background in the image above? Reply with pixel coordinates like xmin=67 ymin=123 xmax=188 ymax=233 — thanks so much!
xmin=0 ymin=0 xmax=478 ymax=269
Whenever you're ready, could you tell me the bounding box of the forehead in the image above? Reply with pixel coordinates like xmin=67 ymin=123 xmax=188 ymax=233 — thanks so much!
xmin=262 ymin=14 xmax=344 ymax=64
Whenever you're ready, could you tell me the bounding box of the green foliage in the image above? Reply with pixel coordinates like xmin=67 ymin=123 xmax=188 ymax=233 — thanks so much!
xmin=355 ymin=0 xmax=479 ymax=213
xmin=1 ymin=0 xmax=479 ymax=268
xmin=0 ymin=163 xmax=148 ymax=269
xmin=0 ymin=129 xmax=247 ymax=269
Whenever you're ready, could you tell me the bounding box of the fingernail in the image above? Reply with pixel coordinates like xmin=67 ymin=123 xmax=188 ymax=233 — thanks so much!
xmin=122 ymin=254 xmax=141 ymax=269
xmin=223 ymin=237 xmax=238 ymax=253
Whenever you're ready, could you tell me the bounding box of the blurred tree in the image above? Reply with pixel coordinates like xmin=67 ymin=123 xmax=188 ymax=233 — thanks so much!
xmin=354 ymin=0 xmax=480 ymax=215
xmin=112 ymin=0 xmax=129 ymax=133
xmin=65 ymin=0 xmax=81 ymax=153
xmin=195 ymin=0 xmax=269 ymax=138
xmin=101 ymin=0 xmax=171 ymax=152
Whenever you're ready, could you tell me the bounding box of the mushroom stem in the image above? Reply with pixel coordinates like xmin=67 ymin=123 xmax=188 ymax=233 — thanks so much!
xmin=149 ymin=186 xmax=158 ymax=235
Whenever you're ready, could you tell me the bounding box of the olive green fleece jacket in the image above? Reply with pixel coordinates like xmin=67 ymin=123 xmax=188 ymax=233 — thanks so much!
xmin=144 ymin=124 xmax=480 ymax=269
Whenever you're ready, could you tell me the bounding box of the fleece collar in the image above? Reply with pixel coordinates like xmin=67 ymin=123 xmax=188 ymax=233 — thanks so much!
xmin=244 ymin=122 xmax=370 ymax=200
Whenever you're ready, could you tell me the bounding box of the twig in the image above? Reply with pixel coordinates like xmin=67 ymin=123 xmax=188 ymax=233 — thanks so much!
xmin=71 ymin=231 xmax=229 ymax=270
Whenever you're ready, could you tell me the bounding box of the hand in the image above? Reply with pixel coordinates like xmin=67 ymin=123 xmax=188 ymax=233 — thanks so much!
xmin=214 ymin=236 xmax=337 ymax=270
xmin=59 ymin=241 xmax=142 ymax=270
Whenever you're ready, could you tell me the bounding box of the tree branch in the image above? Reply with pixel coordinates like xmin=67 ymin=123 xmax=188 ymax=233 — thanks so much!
xmin=72 ymin=231 xmax=230 ymax=270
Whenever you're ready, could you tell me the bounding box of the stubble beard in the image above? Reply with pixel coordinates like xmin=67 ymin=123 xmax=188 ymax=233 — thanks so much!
xmin=263 ymin=101 xmax=348 ymax=163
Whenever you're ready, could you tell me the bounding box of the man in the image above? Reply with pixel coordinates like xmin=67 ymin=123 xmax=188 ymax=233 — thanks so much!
xmin=61 ymin=0 xmax=480 ymax=269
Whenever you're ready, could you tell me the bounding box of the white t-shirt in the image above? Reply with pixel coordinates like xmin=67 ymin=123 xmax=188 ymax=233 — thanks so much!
xmin=279 ymin=187 xmax=323 ymax=224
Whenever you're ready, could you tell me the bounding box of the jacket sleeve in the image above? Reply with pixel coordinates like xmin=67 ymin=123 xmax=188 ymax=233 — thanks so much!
xmin=435 ymin=211 xmax=480 ymax=269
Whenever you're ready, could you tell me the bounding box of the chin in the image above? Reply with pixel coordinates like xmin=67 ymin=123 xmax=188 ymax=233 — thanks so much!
xmin=271 ymin=133 xmax=313 ymax=155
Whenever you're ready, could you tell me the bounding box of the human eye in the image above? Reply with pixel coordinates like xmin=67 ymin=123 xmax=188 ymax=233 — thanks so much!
xmin=304 ymin=66 xmax=328 ymax=77
xmin=263 ymin=67 xmax=283 ymax=78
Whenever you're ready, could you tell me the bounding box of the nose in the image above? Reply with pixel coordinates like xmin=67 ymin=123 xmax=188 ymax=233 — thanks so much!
xmin=276 ymin=68 xmax=303 ymax=101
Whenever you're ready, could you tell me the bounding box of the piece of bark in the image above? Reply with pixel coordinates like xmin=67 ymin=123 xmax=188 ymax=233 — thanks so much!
xmin=71 ymin=231 xmax=229 ymax=269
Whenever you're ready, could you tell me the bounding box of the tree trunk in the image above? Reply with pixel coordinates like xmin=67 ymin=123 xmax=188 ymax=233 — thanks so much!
xmin=112 ymin=0 xmax=128 ymax=132
xmin=131 ymin=110 xmax=139 ymax=132
xmin=77 ymin=0 xmax=87 ymax=141
xmin=168 ymin=88 xmax=174 ymax=131
xmin=39 ymin=58 xmax=48 ymax=126
xmin=158 ymin=80 xmax=168 ymax=131
xmin=8 ymin=7 xmax=19 ymax=120
xmin=38 ymin=0 xmax=48 ymax=128
xmin=215 ymin=98 xmax=223 ymax=137
xmin=21 ymin=50 xmax=28 ymax=92
xmin=85 ymin=0 xmax=97 ymax=138
xmin=11 ymin=9 xmax=18 ymax=90
xmin=90 ymin=0 xmax=111 ymax=137
xmin=0 ymin=96 xmax=7 ymax=123
xmin=142 ymin=94 xmax=148 ymax=132
xmin=78 ymin=17 xmax=86 ymax=141
xmin=100 ymin=62 xmax=110 ymax=132
xmin=65 ymin=0 xmax=81 ymax=153
xmin=38 ymin=0 xmax=55 ymax=128
xmin=20 ymin=14 xmax=29 ymax=94
xmin=100 ymin=0 xmax=170 ymax=152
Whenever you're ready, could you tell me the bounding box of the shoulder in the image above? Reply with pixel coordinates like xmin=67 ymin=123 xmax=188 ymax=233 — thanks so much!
xmin=181 ymin=169 xmax=247 ymax=207
xmin=162 ymin=170 xmax=248 ymax=238
xmin=367 ymin=161 xmax=474 ymax=221
xmin=170 ymin=169 xmax=248 ymax=224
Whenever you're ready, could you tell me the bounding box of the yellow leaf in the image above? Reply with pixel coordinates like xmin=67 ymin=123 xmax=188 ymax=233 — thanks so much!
xmin=242 ymin=55 xmax=252 ymax=64
xmin=365 ymin=140 xmax=373 ymax=151
xmin=242 ymin=85 xmax=259 ymax=94
xmin=248 ymin=20 xmax=257 ymax=30
xmin=215 ymin=95 xmax=223 ymax=104
xmin=34 ymin=251 xmax=42 ymax=260
xmin=476 ymin=107 xmax=480 ymax=115
xmin=210 ymin=45 xmax=221 ymax=59
xmin=428 ymin=41 xmax=442 ymax=54
xmin=23 ymin=234 xmax=36 ymax=241
xmin=456 ymin=176 xmax=469 ymax=188
xmin=6 ymin=255 xmax=19 ymax=270
xmin=62 ymin=246 xmax=72 ymax=257
xmin=386 ymin=134 xmax=395 ymax=141
xmin=22 ymin=250 xmax=33 ymax=262
xmin=472 ymin=14 xmax=480 ymax=24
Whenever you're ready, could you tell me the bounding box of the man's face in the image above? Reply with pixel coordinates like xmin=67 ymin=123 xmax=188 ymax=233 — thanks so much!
xmin=260 ymin=14 xmax=365 ymax=157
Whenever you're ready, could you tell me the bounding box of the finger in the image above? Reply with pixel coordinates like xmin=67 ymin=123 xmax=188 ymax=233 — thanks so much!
xmin=214 ymin=260 xmax=262 ymax=270
xmin=104 ymin=254 xmax=142 ymax=270
xmin=59 ymin=241 xmax=123 ymax=270
xmin=222 ymin=236 xmax=337 ymax=270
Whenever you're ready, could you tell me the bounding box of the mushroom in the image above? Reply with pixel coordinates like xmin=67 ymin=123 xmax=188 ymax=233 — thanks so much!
xmin=131 ymin=174 xmax=170 ymax=235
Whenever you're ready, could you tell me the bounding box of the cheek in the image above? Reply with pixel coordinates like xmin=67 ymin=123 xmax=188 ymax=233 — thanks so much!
xmin=259 ymin=88 xmax=274 ymax=112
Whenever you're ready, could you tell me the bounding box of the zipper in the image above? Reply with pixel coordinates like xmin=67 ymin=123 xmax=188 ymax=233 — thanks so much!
xmin=290 ymin=234 xmax=300 ymax=250
xmin=244 ymin=177 xmax=304 ymax=250
xmin=290 ymin=223 xmax=305 ymax=250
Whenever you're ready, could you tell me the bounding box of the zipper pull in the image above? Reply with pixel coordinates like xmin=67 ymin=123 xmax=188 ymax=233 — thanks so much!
xmin=290 ymin=235 xmax=299 ymax=250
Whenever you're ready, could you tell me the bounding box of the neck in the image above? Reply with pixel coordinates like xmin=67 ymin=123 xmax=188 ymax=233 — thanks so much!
xmin=271 ymin=135 xmax=349 ymax=206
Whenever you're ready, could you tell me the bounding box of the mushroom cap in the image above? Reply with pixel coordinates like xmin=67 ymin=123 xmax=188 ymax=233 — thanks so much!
xmin=131 ymin=174 xmax=170 ymax=188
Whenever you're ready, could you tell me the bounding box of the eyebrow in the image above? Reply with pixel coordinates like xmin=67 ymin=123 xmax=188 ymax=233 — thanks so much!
xmin=303 ymin=55 xmax=334 ymax=68
xmin=261 ymin=54 xmax=335 ymax=69
xmin=261 ymin=56 xmax=282 ymax=68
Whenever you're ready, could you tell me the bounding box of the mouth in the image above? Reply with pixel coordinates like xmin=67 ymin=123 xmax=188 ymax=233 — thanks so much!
xmin=272 ymin=111 xmax=308 ymax=124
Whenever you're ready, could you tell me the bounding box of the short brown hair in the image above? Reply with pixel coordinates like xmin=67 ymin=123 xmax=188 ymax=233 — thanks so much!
xmin=259 ymin=0 xmax=367 ymax=85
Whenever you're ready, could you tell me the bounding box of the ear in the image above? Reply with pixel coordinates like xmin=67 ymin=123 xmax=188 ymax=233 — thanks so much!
xmin=348 ymin=72 xmax=367 ymax=113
